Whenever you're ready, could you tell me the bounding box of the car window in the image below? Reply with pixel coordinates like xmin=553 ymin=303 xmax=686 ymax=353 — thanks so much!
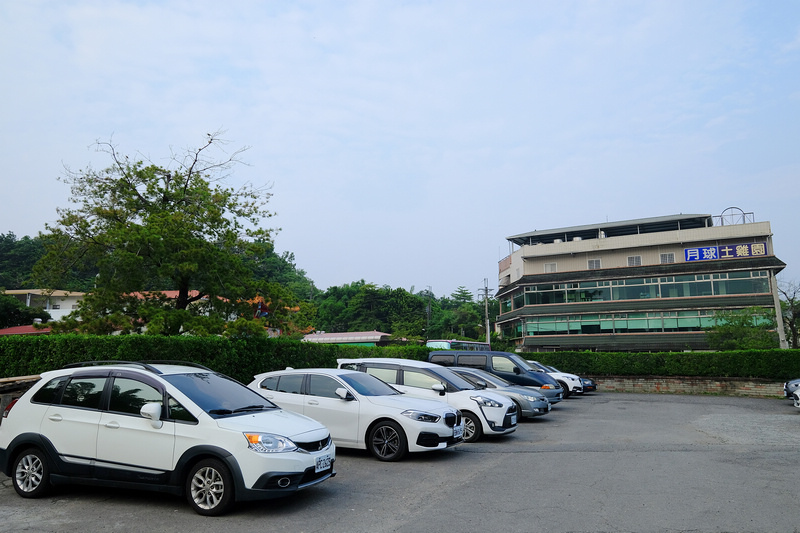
xmin=109 ymin=377 xmax=163 ymax=415
xmin=31 ymin=377 xmax=66 ymax=404
xmin=307 ymin=375 xmax=342 ymax=399
xmin=458 ymin=354 xmax=487 ymax=369
xmin=365 ymin=366 xmax=398 ymax=384
xmin=277 ymin=374 xmax=304 ymax=394
xmin=491 ymin=356 xmax=516 ymax=373
xmin=168 ymin=395 xmax=197 ymax=423
xmin=457 ymin=372 xmax=497 ymax=389
xmin=429 ymin=354 xmax=454 ymax=366
xmin=258 ymin=376 xmax=280 ymax=391
xmin=61 ymin=377 xmax=106 ymax=409
xmin=401 ymin=369 xmax=442 ymax=389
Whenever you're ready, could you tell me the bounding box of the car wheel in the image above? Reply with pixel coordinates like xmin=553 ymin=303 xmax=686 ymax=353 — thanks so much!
xmin=462 ymin=411 xmax=483 ymax=443
xmin=186 ymin=458 xmax=235 ymax=516
xmin=368 ymin=420 xmax=408 ymax=461
xmin=512 ymin=400 xmax=524 ymax=419
xmin=558 ymin=381 xmax=571 ymax=399
xmin=12 ymin=447 xmax=51 ymax=498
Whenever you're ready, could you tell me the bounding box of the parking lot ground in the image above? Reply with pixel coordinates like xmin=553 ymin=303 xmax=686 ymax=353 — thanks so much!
xmin=2 ymin=392 xmax=799 ymax=533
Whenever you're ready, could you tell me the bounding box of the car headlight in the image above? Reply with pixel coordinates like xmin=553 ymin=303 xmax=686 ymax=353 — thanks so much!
xmin=522 ymin=395 xmax=540 ymax=402
xmin=401 ymin=410 xmax=441 ymax=423
xmin=540 ymin=384 xmax=556 ymax=390
xmin=244 ymin=432 xmax=298 ymax=453
xmin=470 ymin=395 xmax=503 ymax=408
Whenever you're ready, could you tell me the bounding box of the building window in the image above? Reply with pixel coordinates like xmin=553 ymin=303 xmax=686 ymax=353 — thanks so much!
xmin=544 ymin=263 xmax=557 ymax=273
xmin=627 ymin=256 xmax=642 ymax=267
xmin=588 ymin=259 xmax=601 ymax=270
xmin=51 ymin=304 xmax=60 ymax=310
xmin=660 ymin=253 xmax=675 ymax=264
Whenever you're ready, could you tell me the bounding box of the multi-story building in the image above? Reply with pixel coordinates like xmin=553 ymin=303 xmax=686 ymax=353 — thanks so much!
xmin=496 ymin=209 xmax=787 ymax=351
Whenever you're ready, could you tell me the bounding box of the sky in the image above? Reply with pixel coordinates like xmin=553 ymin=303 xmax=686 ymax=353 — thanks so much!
xmin=1 ymin=1 xmax=798 ymax=300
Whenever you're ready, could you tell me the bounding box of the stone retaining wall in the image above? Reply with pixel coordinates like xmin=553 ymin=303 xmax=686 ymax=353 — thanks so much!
xmin=594 ymin=376 xmax=785 ymax=397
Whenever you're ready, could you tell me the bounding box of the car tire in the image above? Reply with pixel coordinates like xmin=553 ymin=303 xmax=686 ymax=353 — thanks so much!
xmin=12 ymin=447 xmax=51 ymax=498
xmin=462 ymin=411 xmax=483 ymax=443
xmin=186 ymin=458 xmax=235 ymax=516
xmin=368 ymin=420 xmax=408 ymax=461
xmin=558 ymin=381 xmax=571 ymax=399
xmin=512 ymin=400 xmax=524 ymax=420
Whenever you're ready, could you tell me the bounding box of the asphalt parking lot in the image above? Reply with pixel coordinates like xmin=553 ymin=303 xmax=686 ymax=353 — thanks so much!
xmin=2 ymin=392 xmax=799 ymax=533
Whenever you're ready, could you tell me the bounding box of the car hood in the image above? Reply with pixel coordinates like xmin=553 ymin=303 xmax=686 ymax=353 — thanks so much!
xmin=550 ymin=372 xmax=580 ymax=380
xmin=364 ymin=394 xmax=454 ymax=414
xmin=215 ymin=408 xmax=330 ymax=441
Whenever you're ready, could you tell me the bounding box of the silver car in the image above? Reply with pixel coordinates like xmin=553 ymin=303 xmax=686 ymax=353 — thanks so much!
xmin=450 ymin=367 xmax=551 ymax=419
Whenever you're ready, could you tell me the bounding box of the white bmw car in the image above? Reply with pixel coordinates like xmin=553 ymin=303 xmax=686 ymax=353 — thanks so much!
xmin=248 ymin=368 xmax=464 ymax=461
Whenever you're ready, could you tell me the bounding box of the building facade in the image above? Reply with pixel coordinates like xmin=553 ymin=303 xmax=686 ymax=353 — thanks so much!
xmin=496 ymin=210 xmax=787 ymax=351
xmin=4 ymin=289 xmax=85 ymax=322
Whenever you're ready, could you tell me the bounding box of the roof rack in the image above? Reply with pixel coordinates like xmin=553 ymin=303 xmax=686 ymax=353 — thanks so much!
xmin=61 ymin=360 xmax=212 ymax=375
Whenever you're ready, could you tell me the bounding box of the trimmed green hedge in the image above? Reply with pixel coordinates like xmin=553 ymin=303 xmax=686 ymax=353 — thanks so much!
xmin=0 ymin=335 xmax=430 ymax=385
xmin=1 ymin=335 xmax=799 ymax=384
xmin=532 ymin=350 xmax=800 ymax=381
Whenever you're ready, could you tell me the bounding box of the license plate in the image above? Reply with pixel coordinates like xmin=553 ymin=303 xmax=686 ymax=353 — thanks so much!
xmin=510 ymin=414 xmax=517 ymax=425
xmin=315 ymin=454 xmax=331 ymax=473
xmin=453 ymin=424 xmax=464 ymax=440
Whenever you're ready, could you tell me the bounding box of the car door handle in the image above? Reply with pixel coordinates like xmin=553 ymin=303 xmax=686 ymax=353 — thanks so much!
xmin=48 ymin=414 xmax=63 ymax=422
xmin=105 ymin=421 xmax=120 ymax=429
xmin=307 ymin=400 xmax=319 ymax=405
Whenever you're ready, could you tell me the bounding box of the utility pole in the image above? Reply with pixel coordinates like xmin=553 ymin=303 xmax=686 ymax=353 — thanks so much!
xmin=478 ymin=278 xmax=493 ymax=345
xmin=425 ymin=286 xmax=432 ymax=341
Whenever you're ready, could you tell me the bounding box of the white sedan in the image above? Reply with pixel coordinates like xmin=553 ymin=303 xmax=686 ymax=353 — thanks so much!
xmin=248 ymin=368 xmax=464 ymax=461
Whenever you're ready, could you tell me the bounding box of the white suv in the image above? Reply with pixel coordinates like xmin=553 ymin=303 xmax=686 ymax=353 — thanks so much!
xmin=527 ymin=360 xmax=583 ymax=398
xmin=337 ymin=358 xmax=517 ymax=443
xmin=0 ymin=361 xmax=336 ymax=516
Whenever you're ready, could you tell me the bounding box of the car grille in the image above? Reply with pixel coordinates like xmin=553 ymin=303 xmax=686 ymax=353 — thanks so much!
xmin=295 ymin=435 xmax=332 ymax=453
xmin=443 ymin=411 xmax=462 ymax=428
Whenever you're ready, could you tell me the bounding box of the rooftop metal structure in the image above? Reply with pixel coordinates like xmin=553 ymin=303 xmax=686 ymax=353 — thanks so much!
xmin=506 ymin=213 xmax=714 ymax=247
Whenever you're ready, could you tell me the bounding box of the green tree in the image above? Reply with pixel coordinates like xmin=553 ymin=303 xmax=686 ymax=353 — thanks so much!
xmin=705 ymin=306 xmax=780 ymax=350
xmin=0 ymin=233 xmax=45 ymax=289
xmin=34 ymin=133 xmax=276 ymax=335
xmin=450 ymin=286 xmax=474 ymax=305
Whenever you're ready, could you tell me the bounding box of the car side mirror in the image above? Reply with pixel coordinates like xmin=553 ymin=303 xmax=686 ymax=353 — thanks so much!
xmin=475 ymin=380 xmax=487 ymax=390
xmin=513 ymin=367 xmax=521 ymax=375
xmin=140 ymin=402 xmax=164 ymax=429
xmin=431 ymin=383 xmax=446 ymax=396
xmin=335 ymin=387 xmax=354 ymax=401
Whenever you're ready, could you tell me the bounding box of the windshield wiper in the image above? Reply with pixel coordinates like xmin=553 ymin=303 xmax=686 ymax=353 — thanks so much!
xmin=232 ymin=404 xmax=271 ymax=413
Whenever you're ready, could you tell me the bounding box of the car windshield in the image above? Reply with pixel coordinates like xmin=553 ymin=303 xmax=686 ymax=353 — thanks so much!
xmin=339 ymin=372 xmax=400 ymax=396
xmin=163 ymin=372 xmax=278 ymax=418
xmin=510 ymin=355 xmax=536 ymax=371
xmin=426 ymin=367 xmax=475 ymax=391
xmin=467 ymin=370 xmax=512 ymax=387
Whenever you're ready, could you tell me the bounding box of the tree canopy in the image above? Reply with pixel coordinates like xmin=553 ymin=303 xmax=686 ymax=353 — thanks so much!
xmin=34 ymin=133 xmax=279 ymax=335
xmin=705 ymin=306 xmax=780 ymax=351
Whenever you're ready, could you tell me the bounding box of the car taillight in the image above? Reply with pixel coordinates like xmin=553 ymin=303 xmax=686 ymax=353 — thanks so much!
xmin=2 ymin=398 xmax=19 ymax=419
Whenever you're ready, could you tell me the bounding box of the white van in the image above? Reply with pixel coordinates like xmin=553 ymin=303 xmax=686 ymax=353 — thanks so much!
xmin=337 ymin=358 xmax=516 ymax=443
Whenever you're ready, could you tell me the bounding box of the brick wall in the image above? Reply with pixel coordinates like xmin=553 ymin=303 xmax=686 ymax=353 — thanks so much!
xmin=593 ymin=376 xmax=785 ymax=397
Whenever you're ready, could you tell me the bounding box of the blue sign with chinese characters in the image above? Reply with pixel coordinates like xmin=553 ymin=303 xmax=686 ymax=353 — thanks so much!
xmin=684 ymin=242 xmax=767 ymax=262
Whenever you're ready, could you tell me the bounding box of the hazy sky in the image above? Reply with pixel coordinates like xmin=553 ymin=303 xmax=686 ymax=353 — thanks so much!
xmin=1 ymin=1 xmax=798 ymax=299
